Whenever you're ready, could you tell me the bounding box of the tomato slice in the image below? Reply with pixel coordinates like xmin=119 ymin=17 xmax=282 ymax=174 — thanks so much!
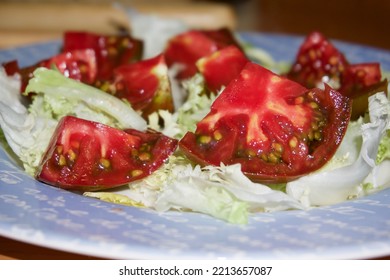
xmin=179 ymin=62 xmax=352 ymax=183
xmin=63 ymin=31 xmax=143 ymax=81
xmin=102 ymin=54 xmax=174 ymax=118
xmin=286 ymin=31 xmax=349 ymax=89
xmin=286 ymin=31 xmax=387 ymax=119
xmin=3 ymin=49 xmax=97 ymax=92
xmin=339 ymin=63 xmax=383 ymax=98
xmin=37 ymin=116 xmax=178 ymax=191
xmin=196 ymin=45 xmax=249 ymax=93
xmin=164 ymin=28 xmax=242 ymax=80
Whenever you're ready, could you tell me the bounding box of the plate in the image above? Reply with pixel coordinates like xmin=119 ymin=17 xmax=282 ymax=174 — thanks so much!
xmin=0 ymin=32 xmax=390 ymax=260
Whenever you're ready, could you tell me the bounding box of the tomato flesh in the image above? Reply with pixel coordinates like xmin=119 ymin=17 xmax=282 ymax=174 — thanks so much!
xmin=37 ymin=116 xmax=178 ymax=190
xmin=196 ymin=45 xmax=249 ymax=93
xmin=102 ymin=54 xmax=174 ymax=118
xmin=164 ymin=28 xmax=242 ymax=80
xmin=179 ymin=62 xmax=352 ymax=183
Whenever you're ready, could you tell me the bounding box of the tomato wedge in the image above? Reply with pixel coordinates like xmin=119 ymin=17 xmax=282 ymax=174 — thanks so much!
xmin=286 ymin=31 xmax=348 ymax=89
xmin=164 ymin=28 xmax=242 ymax=80
xmin=196 ymin=45 xmax=249 ymax=93
xmin=101 ymin=53 xmax=174 ymax=118
xmin=63 ymin=31 xmax=143 ymax=81
xmin=286 ymin=31 xmax=387 ymax=119
xmin=3 ymin=49 xmax=97 ymax=92
xmin=179 ymin=62 xmax=352 ymax=183
xmin=339 ymin=63 xmax=384 ymax=98
xmin=37 ymin=116 xmax=178 ymax=191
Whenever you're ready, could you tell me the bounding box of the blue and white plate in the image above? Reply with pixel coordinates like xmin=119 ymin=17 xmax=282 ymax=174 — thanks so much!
xmin=0 ymin=33 xmax=390 ymax=259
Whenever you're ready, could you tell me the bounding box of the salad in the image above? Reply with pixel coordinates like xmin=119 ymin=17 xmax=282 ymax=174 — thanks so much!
xmin=0 ymin=12 xmax=389 ymax=225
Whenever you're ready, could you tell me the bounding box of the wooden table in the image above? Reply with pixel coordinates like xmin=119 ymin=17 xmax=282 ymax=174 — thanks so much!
xmin=246 ymin=0 xmax=390 ymax=50
xmin=0 ymin=236 xmax=102 ymax=260
xmin=0 ymin=0 xmax=390 ymax=260
xmin=0 ymin=1 xmax=236 ymax=49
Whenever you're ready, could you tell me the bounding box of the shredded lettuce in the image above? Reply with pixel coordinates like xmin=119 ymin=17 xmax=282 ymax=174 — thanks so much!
xmin=26 ymin=67 xmax=147 ymax=131
xmin=0 ymin=68 xmax=57 ymax=174
xmin=87 ymin=156 xmax=303 ymax=225
xmin=376 ymin=130 xmax=390 ymax=164
xmin=148 ymin=74 xmax=217 ymax=138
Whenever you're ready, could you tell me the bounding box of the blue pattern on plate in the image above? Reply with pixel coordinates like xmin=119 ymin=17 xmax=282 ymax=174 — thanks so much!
xmin=0 ymin=33 xmax=390 ymax=259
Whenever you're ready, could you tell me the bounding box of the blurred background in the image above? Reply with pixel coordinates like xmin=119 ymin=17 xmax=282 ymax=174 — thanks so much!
xmin=0 ymin=0 xmax=389 ymax=50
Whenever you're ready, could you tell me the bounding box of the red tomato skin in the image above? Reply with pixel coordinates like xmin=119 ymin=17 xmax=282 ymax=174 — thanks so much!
xmin=36 ymin=116 xmax=178 ymax=190
xmin=63 ymin=31 xmax=143 ymax=81
xmin=179 ymin=62 xmax=351 ymax=183
xmin=3 ymin=49 xmax=97 ymax=93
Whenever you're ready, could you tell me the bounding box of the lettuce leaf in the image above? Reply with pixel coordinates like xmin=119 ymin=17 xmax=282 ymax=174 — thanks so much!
xmin=26 ymin=67 xmax=147 ymax=130
xmin=376 ymin=130 xmax=390 ymax=164
xmin=0 ymin=68 xmax=57 ymax=174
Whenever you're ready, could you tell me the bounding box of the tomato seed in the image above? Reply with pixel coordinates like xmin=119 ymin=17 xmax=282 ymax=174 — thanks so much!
xmin=329 ymin=56 xmax=339 ymax=66
xmin=58 ymin=155 xmax=66 ymax=166
xmin=309 ymin=49 xmax=316 ymax=61
xmin=121 ymin=38 xmax=130 ymax=48
xmin=268 ymin=153 xmax=279 ymax=164
xmin=99 ymin=158 xmax=111 ymax=169
xmin=108 ymin=47 xmax=117 ymax=57
xmin=67 ymin=149 xmax=77 ymax=162
xmin=289 ymin=137 xmax=298 ymax=148
xmin=314 ymin=131 xmax=322 ymax=141
xmin=307 ymin=131 xmax=314 ymax=141
xmin=298 ymin=55 xmax=307 ymax=64
xmin=294 ymin=96 xmax=305 ymax=105
xmin=198 ymin=135 xmax=212 ymax=144
xmin=272 ymin=142 xmax=284 ymax=153
xmin=138 ymin=152 xmax=151 ymax=161
xmin=246 ymin=149 xmax=257 ymax=157
xmin=213 ymin=130 xmax=223 ymax=141
xmin=131 ymin=169 xmax=143 ymax=177
xmin=309 ymin=102 xmax=319 ymax=109
xmin=56 ymin=145 xmax=63 ymax=154
xmin=260 ymin=153 xmax=268 ymax=162
xmin=79 ymin=64 xmax=87 ymax=74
